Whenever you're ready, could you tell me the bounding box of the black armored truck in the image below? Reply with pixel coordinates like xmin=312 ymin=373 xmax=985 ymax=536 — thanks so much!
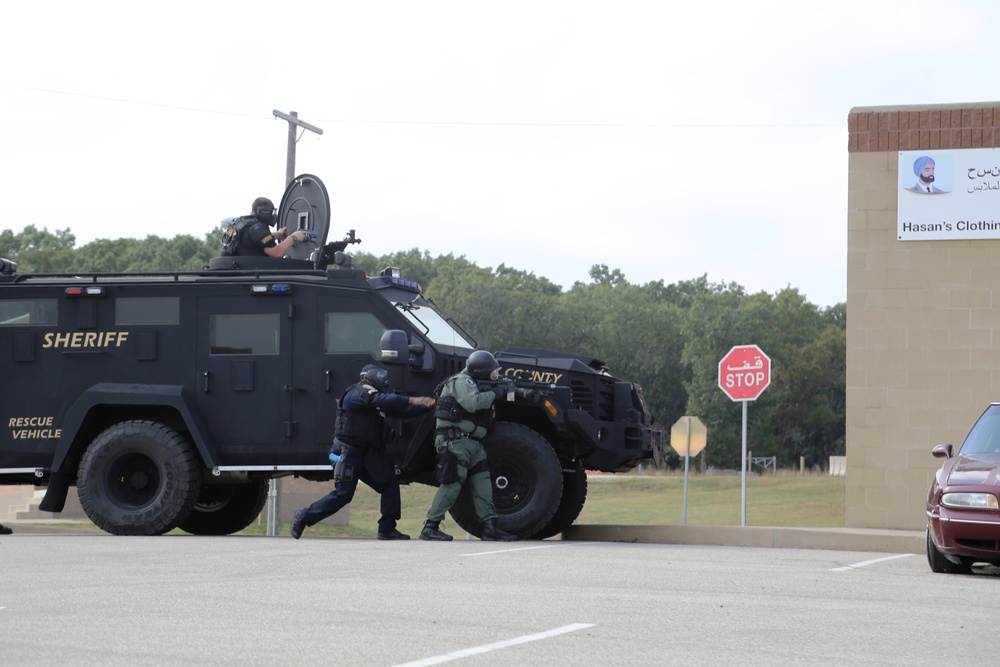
xmin=0 ymin=175 xmax=661 ymax=538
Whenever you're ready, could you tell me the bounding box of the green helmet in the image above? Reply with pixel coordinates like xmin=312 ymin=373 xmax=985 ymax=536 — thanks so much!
xmin=465 ymin=350 xmax=499 ymax=379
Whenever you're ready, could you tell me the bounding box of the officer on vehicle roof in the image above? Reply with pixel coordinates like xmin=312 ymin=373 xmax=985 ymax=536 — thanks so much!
xmin=225 ymin=197 xmax=311 ymax=257
xmin=291 ymin=364 xmax=435 ymax=540
xmin=419 ymin=350 xmax=521 ymax=542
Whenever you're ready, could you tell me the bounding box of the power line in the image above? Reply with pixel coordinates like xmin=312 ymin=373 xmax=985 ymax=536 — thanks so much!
xmin=0 ymin=82 xmax=842 ymax=128
xmin=0 ymin=82 xmax=262 ymax=119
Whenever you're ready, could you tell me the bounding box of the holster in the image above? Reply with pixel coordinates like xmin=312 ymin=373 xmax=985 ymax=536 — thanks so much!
xmin=434 ymin=448 xmax=461 ymax=484
xmin=333 ymin=456 xmax=355 ymax=482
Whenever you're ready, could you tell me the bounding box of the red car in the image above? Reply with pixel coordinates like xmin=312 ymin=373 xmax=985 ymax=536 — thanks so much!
xmin=926 ymin=403 xmax=1000 ymax=574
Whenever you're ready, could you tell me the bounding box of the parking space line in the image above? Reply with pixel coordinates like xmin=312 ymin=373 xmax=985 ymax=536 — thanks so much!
xmin=831 ymin=553 xmax=913 ymax=571
xmin=458 ymin=544 xmax=570 ymax=557
xmin=392 ymin=623 xmax=596 ymax=667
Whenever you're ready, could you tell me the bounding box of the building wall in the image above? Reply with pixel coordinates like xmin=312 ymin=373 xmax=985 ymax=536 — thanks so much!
xmin=847 ymin=102 xmax=1000 ymax=529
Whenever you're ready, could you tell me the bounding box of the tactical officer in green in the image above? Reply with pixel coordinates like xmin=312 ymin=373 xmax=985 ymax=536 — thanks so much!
xmin=419 ymin=350 xmax=519 ymax=542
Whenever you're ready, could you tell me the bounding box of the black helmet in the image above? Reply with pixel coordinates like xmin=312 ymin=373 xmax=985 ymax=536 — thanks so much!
xmin=466 ymin=350 xmax=499 ymax=380
xmin=252 ymin=198 xmax=276 ymax=225
xmin=360 ymin=364 xmax=389 ymax=391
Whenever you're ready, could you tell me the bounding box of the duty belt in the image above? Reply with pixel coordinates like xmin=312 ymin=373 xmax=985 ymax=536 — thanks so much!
xmin=333 ymin=438 xmax=369 ymax=456
xmin=435 ymin=426 xmax=465 ymax=442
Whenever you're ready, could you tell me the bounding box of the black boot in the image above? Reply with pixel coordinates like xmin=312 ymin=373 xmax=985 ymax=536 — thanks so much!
xmin=377 ymin=528 xmax=410 ymax=541
xmin=419 ymin=520 xmax=453 ymax=541
xmin=481 ymin=518 xmax=518 ymax=542
xmin=0 ymin=523 xmax=11 ymax=535
xmin=290 ymin=510 xmax=306 ymax=540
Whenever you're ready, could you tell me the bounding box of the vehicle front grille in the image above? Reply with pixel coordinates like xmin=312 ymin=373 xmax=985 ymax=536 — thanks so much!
xmin=569 ymin=377 xmax=615 ymax=421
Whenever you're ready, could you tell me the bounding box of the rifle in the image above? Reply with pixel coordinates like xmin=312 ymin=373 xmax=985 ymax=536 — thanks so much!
xmin=477 ymin=376 xmax=552 ymax=403
xmin=315 ymin=229 xmax=363 ymax=270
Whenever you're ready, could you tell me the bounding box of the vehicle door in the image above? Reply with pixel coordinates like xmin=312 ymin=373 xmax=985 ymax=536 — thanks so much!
xmin=291 ymin=291 xmax=392 ymax=464
xmin=196 ymin=296 xmax=293 ymax=466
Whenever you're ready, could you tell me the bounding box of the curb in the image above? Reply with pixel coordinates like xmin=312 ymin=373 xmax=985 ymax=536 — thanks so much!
xmin=4 ymin=521 xmax=927 ymax=554
xmin=562 ymin=524 xmax=925 ymax=554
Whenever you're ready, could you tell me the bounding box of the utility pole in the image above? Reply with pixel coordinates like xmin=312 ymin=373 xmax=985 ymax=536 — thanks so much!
xmin=273 ymin=110 xmax=324 ymax=188
xmin=265 ymin=111 xmax=323 ymax=536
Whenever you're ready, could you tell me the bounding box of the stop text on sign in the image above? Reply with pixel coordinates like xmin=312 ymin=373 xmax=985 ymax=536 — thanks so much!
xmin=725 ymin=369 xmax=766 ymax=388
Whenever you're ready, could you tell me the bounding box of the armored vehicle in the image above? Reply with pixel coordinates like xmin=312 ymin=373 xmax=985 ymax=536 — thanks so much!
xmin=0 ymin=175 xmax=661 ymax=538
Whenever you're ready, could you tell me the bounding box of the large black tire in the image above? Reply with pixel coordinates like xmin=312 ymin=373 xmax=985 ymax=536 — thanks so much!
xmin=450 ymin=422 xmax=563 ymax=538
xmin=77 ymin=421 xmax=202 ymax=536
xmin=530 ymin=468 xmax=588 ymax=540
xmin=926 ymin=529 xmax=972 ymax=574
xmin=178 ymin=479 xmax=269 ymax=535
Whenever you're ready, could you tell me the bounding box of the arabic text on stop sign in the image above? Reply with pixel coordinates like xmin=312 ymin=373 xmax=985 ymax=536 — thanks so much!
xmin=724 ymin=371 xmax=767 ymax=388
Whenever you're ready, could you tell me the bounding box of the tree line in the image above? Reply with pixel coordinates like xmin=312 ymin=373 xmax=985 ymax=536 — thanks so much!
xmin=1 ymin=225 xmax=845 ymax=471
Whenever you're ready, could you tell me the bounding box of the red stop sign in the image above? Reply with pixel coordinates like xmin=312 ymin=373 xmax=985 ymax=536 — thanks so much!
xmin=718 ymin=345 xmax=771 ymax=401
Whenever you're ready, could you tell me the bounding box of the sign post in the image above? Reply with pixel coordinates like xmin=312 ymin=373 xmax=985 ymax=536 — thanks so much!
xmin=670 ymin=416 xmax=707 ymax=525
xmin=718 ymin=345 xmax=771 ymax=526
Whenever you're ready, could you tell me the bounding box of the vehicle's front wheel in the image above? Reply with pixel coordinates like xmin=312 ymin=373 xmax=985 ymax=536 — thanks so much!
xmin=450 ymin=422 xmax=563 ymax=538
xmin=178 ymin=479 xmax=269 ymax=535
xmin=926 ymin=529 xmax=972 ymax=574
xmin=530 ymin=468 xmax=588 ymax=540
xmin=77 ymin=421 xmax=201 ymax=535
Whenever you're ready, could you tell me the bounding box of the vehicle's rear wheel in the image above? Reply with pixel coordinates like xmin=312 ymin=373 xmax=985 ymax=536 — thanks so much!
xmin=450 ymin=422 xmax=563 ymax=538
xmin=926 ymin=529 xmax=972 ymax=574
xmin=178 ymin=479 xmax=269 ymax=535
xmin=77 ymin=421 xmax=201 ymax=536
xmin=529 ymin=468 xmax=588 ymax=540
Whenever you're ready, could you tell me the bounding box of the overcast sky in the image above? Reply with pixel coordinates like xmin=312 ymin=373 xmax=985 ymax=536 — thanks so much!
xmin=3 ymin=1 xmax=998 ymax=307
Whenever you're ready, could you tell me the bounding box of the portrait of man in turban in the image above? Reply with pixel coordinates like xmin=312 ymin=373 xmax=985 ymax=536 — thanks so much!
xmin=906 ymin=155 xmax=947 ymax=194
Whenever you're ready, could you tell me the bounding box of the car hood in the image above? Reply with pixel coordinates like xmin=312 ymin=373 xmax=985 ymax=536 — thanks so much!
xmin=947 ymin=453 xmax=1000 ymax=486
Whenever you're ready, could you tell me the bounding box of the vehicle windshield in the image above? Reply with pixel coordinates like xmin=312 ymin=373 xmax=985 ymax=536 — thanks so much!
xmin=393 ymin=301 xmax=474 ymax=349
xmin=960 ymin=405 xmax=1000 ymax=455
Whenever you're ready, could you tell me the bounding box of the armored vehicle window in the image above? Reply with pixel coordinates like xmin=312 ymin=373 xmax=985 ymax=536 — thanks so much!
xmin=210 ymin=314 xmax=280 ymax=355
xmin=324 ymin=312 xmax=385 ymax=355
xmin=116 ymin=297 xmax=180 ymax=325
xmin=393 ymin=301 xmax=474 ymax=349
xmin=0 ymin=299 xmax=57 ymax=326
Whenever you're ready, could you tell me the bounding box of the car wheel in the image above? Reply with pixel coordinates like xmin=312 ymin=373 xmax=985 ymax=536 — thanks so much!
xmin=178 ymin=479 xmax=269 ymax=535
xmin=78 ymin=421 xmax=201 ymax=535
xmin=449 ymin=422 xmax=563 ymax=538
xmin=926 ymin=529 xmax=972 ymax=574
xmin=529 ymin=468 xmax=588 ymax=540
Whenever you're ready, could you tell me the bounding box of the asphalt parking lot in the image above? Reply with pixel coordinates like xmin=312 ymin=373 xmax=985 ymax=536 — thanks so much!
xmin=2 ymin=533 xmax=996 ymax=666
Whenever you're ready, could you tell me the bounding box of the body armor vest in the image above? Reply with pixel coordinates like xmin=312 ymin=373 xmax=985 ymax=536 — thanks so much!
xmin=334 ymin=383 xmax=385 ymax=447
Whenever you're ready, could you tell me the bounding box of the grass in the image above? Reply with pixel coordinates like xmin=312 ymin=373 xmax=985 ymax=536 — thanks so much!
xmin=18 ymin=472 xmax=846 ymax=536
xmin=578 ymin=472 xmax=845 ymax=527
xmin=262 ymin=471 xmax=846 ymax=538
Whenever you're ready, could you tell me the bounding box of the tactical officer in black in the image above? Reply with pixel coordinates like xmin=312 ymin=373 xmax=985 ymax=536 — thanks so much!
xmin=419 ymin=350 xmax=520 ymax=542
xmin=224 ymin=197 xmax=310 ymax=258
xmin=291 ymin=364 xmax=435 ymax=540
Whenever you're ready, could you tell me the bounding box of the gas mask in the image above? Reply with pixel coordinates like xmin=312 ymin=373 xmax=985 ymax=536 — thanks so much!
xmin=254 ymin=203 xmax=276 ymax=225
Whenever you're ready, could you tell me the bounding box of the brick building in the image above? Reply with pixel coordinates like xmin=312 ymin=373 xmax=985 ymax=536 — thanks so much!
xmin=847 ymin=101 xmax=1000 ymax=529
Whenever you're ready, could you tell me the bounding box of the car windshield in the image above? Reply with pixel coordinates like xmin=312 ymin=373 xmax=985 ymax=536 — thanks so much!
xmin=393 ymin=301 xmax=474 ymax=349
xmin=959 ymin=405 xmax=1000 ymax=455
